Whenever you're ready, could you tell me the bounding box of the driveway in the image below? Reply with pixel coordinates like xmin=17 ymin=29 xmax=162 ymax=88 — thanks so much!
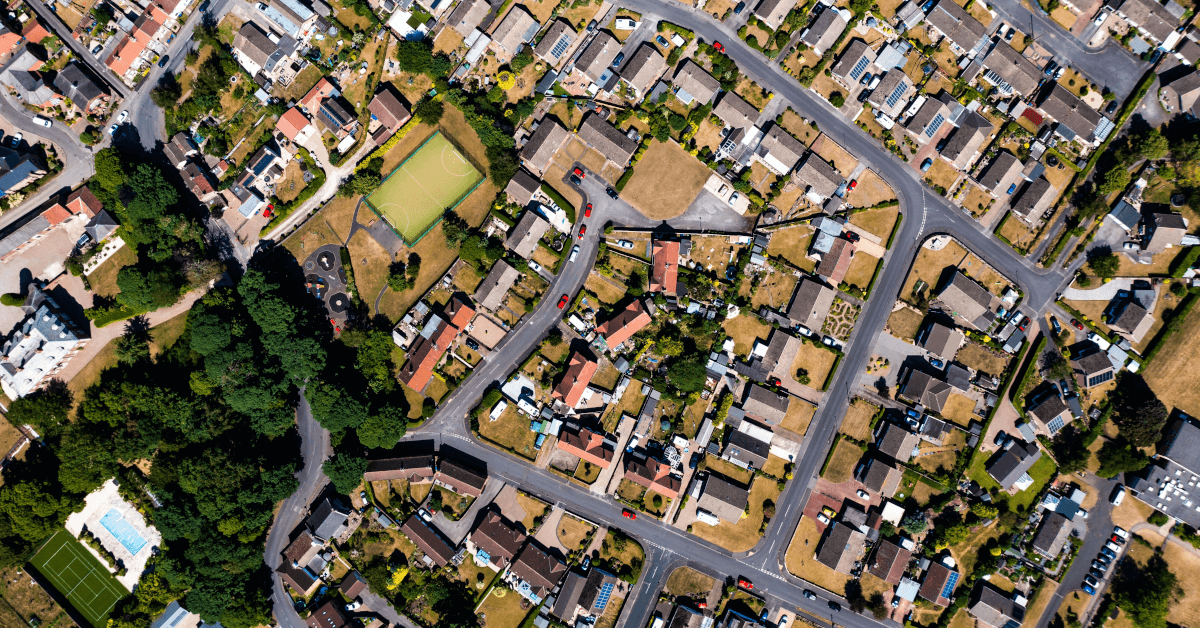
xmin=1061 ymin=277 xmax=1137 ymax=300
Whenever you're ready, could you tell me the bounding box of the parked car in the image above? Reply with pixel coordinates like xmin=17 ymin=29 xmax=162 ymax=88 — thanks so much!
xmin=585 ymin=203 xmax=592 ymax=218
xmin=1050 ymin=316 xmax=1062 ymax=334
xmin=1106 ymin=100 xmax=1119 ymax=115
xmin=417 ymin=508 xmax=432 ymax=522
xmin=529 ymin=261 xmax=543 ymax=273
xmin=578 ymin=225 xmax=587 ymax=239
xmin=1071 ymin=318 xmax=1084 ymax=330
xmin=656 ymin=35 xmax=669 ymax=46
xmin=573 ymin=167 xmax=585 ymax=178
xmin=1084 ymin=575 xmax=1099 ymax=588
xmin=617 ymin=240 xmax=633 ymax=249
xmin=622 ymin=509 xmax=637 ymax=519
xmin=9 ymin=133 xmax=21 ymax=148
xmin=1111 ymin=485 xmax=1126 ymax=506
xmin=734 ymin=1 xmax=745 ymax=11
xmin=587 ymin=19 xmax=596 ymax=30
xmin=1083 ymin=583 xmax=1097 ymax=596
xmin=856 ymin=489 xmax=869 ymax=499
xmin=570 ymin=174 xmax=582 ymax=185
xmin=1123 ymin=241 xmax=1138 ymax=250
xmin=157 ymin=54 xmax=169 ymax=67
xmin=1095 ymin=10 xmax=1108 ymax=25
xmin=1105 ymin=540 xmax=1122 ymax=553
xmin=557 ymin=294 xmax=569 ymax=308
xmin=803 ymin=591 xmax=817 ymax=601
xmin=860 ymin=72 xmax=872 ymax=85
xmin=198 ymin=0 xmax=210 ymax=10
xmin=828 ymin=602 xmax=841 ymax=612
xmin=738 ymin=578 xmax=753 ymax=590
xmin=1092 ymin=560 xmax=1109 ymax=571
xmin=930 ymin=357 xmax=944 ymax=369
xmin=1006 ymin=28 xmax=1016 ymax=40
xmin=1096 ymin=552 xmax=1112 ymax=565
xmin=626 ymin=434 xmax=639 ymax=452
xmin=606 ymin=186 xmax=619 ymax=199
xmin=570 ymin=245 xmax=580 ymax=262
xmin=816 ymin=512 xmax=830 ymax=524
xmin=1110 ymin=534 xmax=1125 ymax=545
xmin=713 ymin=41 xmax=724 ymax=52
xmin=612 ymin=52 xmax=625 ymax=67
xmin=345 ymin=601 xmax=362 ymax=611
xmin=728 ymin=191 xmax=740 ymax=205
xmin=1113 ymin=526 xmax=1129 ymax=539
xmin=848 ymin=179 xmax=858 ymax=191
xmin=845 ymin=231 xmax=860 ymax=242
xmin=117 ymin=110 xmax=128 ymax=123
xmin=796 ymin=326 xmax=813 ymax=337
xmin=921 ymin=158 xmax=933 ymax=172
xmin=108 ymin=124 xmax=118 ymax=135
xmin=32 ymin=116 xmax=50 ymax=128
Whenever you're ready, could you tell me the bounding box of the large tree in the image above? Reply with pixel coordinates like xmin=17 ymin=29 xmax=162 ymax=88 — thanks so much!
xmin=1111 ymin=373 xmax=1169 ymax=447
xmin=1112 ymin=554 xmax=1180 ymax=628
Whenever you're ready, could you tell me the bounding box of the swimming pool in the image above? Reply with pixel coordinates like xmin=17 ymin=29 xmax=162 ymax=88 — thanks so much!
xmin=99 ymin=508 xmax=146 ymax=555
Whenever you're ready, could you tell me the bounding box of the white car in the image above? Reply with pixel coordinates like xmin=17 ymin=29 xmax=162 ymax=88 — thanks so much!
xmin=32 ymin=116 xmax=50 ymax=128
xmin=1123 ymin=241 xmax=1138 ymax=250
xmin=108 ymin=124 xmax=118 ymax=135
xmin=1113 ymin=526 xmax=1129 ymax=539
xmin=9 ymin=133 xmax=21 ymax=147
xmin=796 ymin=326 xmax=813 ymax=337
xmin=778 ymin=614 xmax=790 ymax=628
xmin=1095 ymin=10 xmax=1108 ymax=25
xmin=417 ymin=507 xmax=433 ymax=522
xmin=1105 ymin=540 xmax=1122 ymax=553
xmin=728 ymin=191 xmax=740 ymax=206
xmin=816 ymin=513 xmax=830 ymax=524
xmin=116 ymin=110 xmax=128 ymax=123
xmin=570 ymin=245 xmax=580 ymax=262
xmin=345 ymin=601 xmax=362 ymax=611
xmin=856 ymin=489 xmax=869 ymax=499
xmin=528 ymin=261 xmax=542 ymax=273
xmin=617 ymin=240 xmax=633 ymax=249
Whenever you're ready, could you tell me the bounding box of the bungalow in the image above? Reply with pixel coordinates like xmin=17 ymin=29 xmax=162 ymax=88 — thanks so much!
xmin=696 ymin=474 xmax=749 ymax=523
xmin=520 ymin=118 xmax=569 ymax=177
xmin=918 ymin=561 xmax=960 ymax=606
xmin=620 ymin=44 xmax=667 ymax=99
xmin=1030 ymin=511 xmax=1071 ymax=558
xmin=368 ymin=84 xmax=411 ymax=141
xmin=624 ymin=455 xmax=681 ymax=498
xmin=575 ymin=31 xmax=620 ymax=84
xmin=362 ymin=454 xmax=436 ymax=483
xmin=510 ymin=541 xmax=567 ymax=600
xmin=752 ymin=0 xmax=795 ymax=29
xmin=1144 ymin=212 xmax=1188 ymax=253
xmin=534 ymin=20 xmax=577 ymax=65
xmin=858 ymin=455 xmax=902 ymax=496
xmin=672 ymin=60 xmax=721 ymax=105
xmin=918 ymin=322 xmax=964 ymax=361
xmin=400 ymin=515 xmax=457 ymax=566
xmin=1072 ymin=349 xmax=1115 ymax=389
xmin=816 ymin=521 xmax=868 ymax=574
xmin=801 ymin=6 xmax=848 ymax=55
xmin=980 ymin=41 xmax=1041 ymax=96
xmin=940 ymin=110 xmax=993 ymax=170
xmin=577 ymin=113 xmax=639 ymax=167
xmin=815 ymin=237 xmax=856 ymax=285
xmin=595 ymin=299 xmax=652 ymax=349
xmin=557 ymin=425 xmax=615 ymax=468
xmin=448 ymin=0 xmax=490 ymax=37
xmin=722 ymin=429 xmax=770 ymax=470
xmin=924 ymin=0 xmax=987 ymax=53
xmin=474 ymin=260 xmax=520 ymax=312
xmin=934 ymin=271 xmax=998 ymax=330
xmin=791 ymin=152 xmax=842 ymax=203
xmin=877 ymin=422 xmax=920 ymax=463
xmin=712 ymin=90 xmax=759 ymax=131
xmin=505 ymin=209 xmax=551 ymax=257
xmin=651 ymin=240 xmax=680 ymax=294
xmin=976 ymin=151 xmax=1024 ymax=198
xmin=986 ymin=441 xmax=1042 ymax=490
xmin=786 ymin=276 xmax=836 ymax=332
xmin=305 ymin=601 xmax=349 ymax=628
xmin=490 ymin=5 xmax=540 ymax=58
xmin=867 ymin=71 xmax=914 ymax=118
xmin=469 ymin=510 xmax=526 ymax=570
xmin=1009 ymin=177 xmax=1057 ymax=225
xmin=504 ymin=170 xmax=541 ymax=206
xmin=968 ymin=584 xmax=1025 ymax=628
xmin=754 ymin=124 xmax=805 ymax=175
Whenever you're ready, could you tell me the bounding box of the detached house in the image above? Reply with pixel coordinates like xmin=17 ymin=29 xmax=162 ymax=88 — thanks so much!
xmin=534 ymin=19 xmax=577 ymax=65
xmin=672 ymin=60 xmax=721 ymax=105
xmin=53 ymin=61 xmax=109 ymax=113
xmin=1009 ymin=177 xmax=1057 ymax=225
xmin=650 ymin=240 xmax=680 ymax=294
xmin=368 ymin=84 xmax=411 ymax=142
xmin=697 ymin=474 xmax=750 ymax=523
xmin=620 ymin=44 xmax=667 ymax=99
xmin=786 ymin=276 xmax=836 ymax=331
xmin=924 ymin=0 xmax=987 ymax=53
xmin=577 ymin=113 xmax=638 ymax=167
xmin=596 ymin=300 xmax=652 ymax=349
xmin=558 ymin=425 xmax=615 ymax=468
xmin=552 ymin=351 xmax=599 ymax=409
xmin=935 ymin=271 xmax=998 ymax=330
xmin=435 ymin=456 xmax=488 ymax=498
xmin=815 ymin=521 xmax=868 ymax=574
xmin=624 ymin=455 xmax=680 ymax=498
xmin=800 ymin=6 xmax=848 ymax=55
xmin=791 ymin=153 xmax=842 ymax=203
xmin=469 ymin=510 xmax=526 ymax=570
xmin=520 ymin=119 xmax=569 ymax=177
xmin=490 ymin=5 xmax=540 ymax=59
xmin=755 ymin=124 xmax=805 ymax=175
xmin=510 ymin=541 xmax=567 ymax=601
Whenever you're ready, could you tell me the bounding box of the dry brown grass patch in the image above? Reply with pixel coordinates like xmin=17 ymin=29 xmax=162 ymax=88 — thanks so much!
xmin=813 ymin=134 xmax=859 ymax=174
xmin=766 ymin=225 xmax=816 ymax=271
xmin=689 ymin=477 xmax=780 ymax=551
xmin=665 ymin=567 xmax=715 ymax=598
xmin=584 ymin=273 xmax=626 ymax=305
xmin=823 ymin=438 xmax=862 ymax=482
xmin=557 ymin=515 xmax=595 ymax=551
xmin=956 ymin=342 xmax=1009 ymax=378
xmin=785 ymin=517 xmax=850 ymax=595
xmin=621 ymin=140 xmax=710 ymax=220
xmin=888 ymin=307 xmax=924 ymax=340
xmin=790 ymin=341 xmax=837 ymax=389
xmin=479 ymin=404 xmax=539 ymax=460
xmin=962 ymin=183 xmax=995 ymax=217
xmin=923 ymin=157 xmax=960 ymax=192
xmin=782 ymin=400 xmax=817 ymax=436
xmin=779 ymin=109 xmax=820 ymax=146
xmin=901 ymin=239 xmax=968 ymax=304
xmin=940 ymin=393 xmax=977 ymax=426
xmin=843 ymin=255 xmax=879 ymax=293
xmin=750 ymin=272 xmax=798 ymax=311
xmin=1145 ymin=299 xmax=1200 ymax=418
xmin=849 ymin=171 xmax=897 ymax=208
xmin=849 ymin=206 xmax=899 ymax=241
xmin=724 ymin=314 xmax=773 ymax=357
xmin=840 ymin=398 xmax=879 ymax=440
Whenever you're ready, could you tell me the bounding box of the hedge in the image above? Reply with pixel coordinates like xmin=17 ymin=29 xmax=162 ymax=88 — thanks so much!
xmin=540 ymin=183 xmax=575 ymax=222
xmin=1140 ymin=290 xmax=1199 ymax=365
xmin=614 ymin=168 xmax=635 ymax=192
xmin=885 ymin=213 xmax=904 ymax=249
xmin=260 ymin=147 xmax=327 ymax=235
xmin=1008 ymin=335 xmax=1047 ymax=410
xmin=819 ymin=434 xmax=843 ymax=476
xmin=85 ymin=304 xmax=146 ymax=328
xmin=1171 ymin=246 xmax=1200 ymax=277
xmin=965 ymin=334 xmax=1032 ymax=485
xmin=1081 ymin=69 xmax=1156 ymax=179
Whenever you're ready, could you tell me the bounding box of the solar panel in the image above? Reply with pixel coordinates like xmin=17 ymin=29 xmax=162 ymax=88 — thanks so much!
xmin=550 ymin=35 xmax=571 ymax=59
xmin=885 ymin=82 xmax=908 ymax=108
xmin=594 ymin=582 xmax=615 ymax=611
xmin=1089 ymin=371 xmax=1114 ymax=386
xmin=1047 ymin=416 xmax=1065 ymax=434
xmin=924 ymin=113 xmax=945 ymax=138
xmin=941 ymin=571 xmax=960 ymax=599
xmin=849 ymin=56 xmax=869 ymax=80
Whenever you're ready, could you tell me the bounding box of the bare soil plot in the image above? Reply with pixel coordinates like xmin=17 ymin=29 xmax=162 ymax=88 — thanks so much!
xmin=813 ymin=135 xmax=859 ymax=175
xmin=822 ymin=438 xmax=863 ymax=482
xmin=849 ymin=205 xmax=899 ymax=240
xmin=724 ymin=314 xmax=773 ymax=356
xmin=843 ymin=255 xmax=879 ymax=293
xmin=790 ymin=341 xmax=837 ymax=388
xmin=689 ymin=477 xmax=781 ymax=551
xmin=750 ymin=272 xmax=798 ymax=311
xmin=849 ymin=171 xmax=897 ymax=208
xmin=901 ymin=238 xmax=968 ymax=304
xmin=840 ymin=398 xmax=879 ymax=440
xmin=782 ymin=400 xmax=817 ymax=436
xmin=1145 ymin=300 xmax=1200 ymax=420
xmin=480 ymin=404 xmax=539 ymax=460
xmin=766 ymin=225 xmax=816 ymax=271
xmin=779 ymin=109 xmax=820 ymax=146
xmin=887 ymin=307 xmax=924 ymax=340
xmin=665 ymin=567 xmax=715 ymax=598
xmin=621 ymin=140 xmax=710 ymax=219
xmin=786 ymin=517 xmax=851 ymax=595
xmin=956 ymin=342 xmax=1009 ymax=377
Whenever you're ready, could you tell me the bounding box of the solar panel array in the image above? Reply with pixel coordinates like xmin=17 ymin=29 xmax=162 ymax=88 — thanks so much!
xmin=849 ymin=56 xmax=869 ymax=80
xmin=1047 ymin=416 xmax=1065 ymax=434
xmin=940 ymin=571 xmax=960 ymax=599
xmin=924 ymin=113 xmax=946 ymax=138
xmin=594 ymin=582 xmax=615 ymax=611
xmin=885 ymin=82 xmax=908 ymax=108
xmin=1088 ymin=371 xmax=1114 ymax=387
xmin=550 ymin=35 xmax=571 ymax=59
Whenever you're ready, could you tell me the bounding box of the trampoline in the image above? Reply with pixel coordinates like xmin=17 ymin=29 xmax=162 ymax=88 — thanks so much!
xmin=99 ymin=508 xmax=146 ymax=555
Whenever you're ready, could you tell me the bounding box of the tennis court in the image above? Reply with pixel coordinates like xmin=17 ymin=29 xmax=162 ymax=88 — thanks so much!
xmin=30 ymin=530 xmax=127 ymax=628
xmin=365 ymin=132 xmax=484 ymax=245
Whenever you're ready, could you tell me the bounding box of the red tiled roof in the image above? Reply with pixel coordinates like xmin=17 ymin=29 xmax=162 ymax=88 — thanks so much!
xmin=398 ymin=297 xmax=475 ymax=391
xmin=0 ymin=28 xmax=19 ymax=53
xmin=1021 ymin=107 xmax=1044 ymax=126
xmin=278 ymin=107 xmax=311 ymax=141
xmin=65 ymin=186 xmax=101 ymax=218
xmin=551 ymin=351 xmax=597 ymax=408
xmin=106 ymin=32 xmax=149 ymax=77
xmin=624 ymin=456 xmax=680 ymax=498
xmin=446 ymin=296 xmax=475 ymax=329
xmin=42 ymin=204 xmax=70 ymax=226
xmin=650 ymin=240 xmax=679 ymax=294
xmin=301 ymin=78 xmax=337 ymax=110
xmin=557 ymin=427 xmax=613 ymax=468
xmin=21 ymin=21 xmax=49 ymax=44
xmin=596 ymin=300 xmax=651 ymax=348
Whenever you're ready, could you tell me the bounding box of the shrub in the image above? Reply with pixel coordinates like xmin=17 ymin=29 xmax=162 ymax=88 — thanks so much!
xmin=1148 ymin=510 xmax=1169 ymax=526
xmin=0 ymin=293 xmax=23 ymax=306
xmin=829 ymin=92 xmax=845 ymax=107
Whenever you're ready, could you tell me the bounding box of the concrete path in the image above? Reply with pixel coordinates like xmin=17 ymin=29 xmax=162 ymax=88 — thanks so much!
xmin=1061 ymin=277 xmax=1137 ymax=301
xmin=432 ymin=479 xmax=505 ymax=545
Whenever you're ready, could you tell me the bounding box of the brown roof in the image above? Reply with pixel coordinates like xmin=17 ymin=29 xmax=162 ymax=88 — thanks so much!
xmin=368 ymin=84 xmax=411 ymax=132
xmin=552 ymin=352 xmax=599 ymax=408
xmin=791 ymin=153 xmax=842 ymax=200
xmin=935 ymin=271 xmax=997 ymax=330
xmin=741 ymin=384 xmax=789 ymax=425
xmin=712 ymin=91 xmax=758 ymax=129
xmin=919 ymin=562 xmax=958 ymax=606
xmin=305 ymin=600 xmax=349 ymax=628
xmin=283 ymin=530 xmax=320 ymax=565
xmin=816 ymin=238 xmax=855 ymax=284
xmin=363 ymin=455 xmax=436 ymax=482
xmin=470 ymin=510 xmax=526 ymax=567
xmin=620 ymin=43 xmax=667 ymax=96
xmin=339 ymin=571 xmax=368 ymax=599
xmin=982 ymin=41 xmax=1041 ymax=95
xmin=901 ymin=370 xmax=953 ymax=414
xmin=557 ymin=426 xmax=614 ymax=467
xmin=624 ymin=456 xmax=681 ymax=497
xmin=877 ymin=422 xmax=920 ymax=463
xmin=511 ymin=541 xmax=567 ymax=596
xmin=400 ymin=516 xmax=456 ymax=566
xmin=436 ymin=457 xmax=488 ymax=497
xmin=596 ymin=300 xmax=652 ymax=347
xmin=868 ymin=538 xmax=912 ymax=584
xmin=752 ymin=0 xmax=795 ymax=29
xmin=1010 ymin=177 xmax=1057 ymax=222
xmin=651 ymin=240 xmax=680 ymax=294
xmin=920 ymin=322 xmax=964 ymax=360
xmin=521 ymin=119 xmax=569 ymax=175
xmin=815 ymin=522 xmax=868 ymax=574
xmin=787 ymin=277 xmax=836 ymax=330
xmin=577 ymin=113 xmax=639 ymax=165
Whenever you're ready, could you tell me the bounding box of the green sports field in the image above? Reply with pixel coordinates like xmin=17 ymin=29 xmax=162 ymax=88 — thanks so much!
xmin=366 ymin=132 xmax=484 ymax=245
xmin=30 ymin=530 xmax=127 ymax=627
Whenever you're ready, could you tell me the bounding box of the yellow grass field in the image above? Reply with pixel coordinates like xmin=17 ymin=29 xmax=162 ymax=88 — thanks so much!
xmin=785 ymin=518 xmax=851 ymax=595
xmin=823 ymin=439 xmax=862 ymax=483
xmin=767 ymin=225 xmax=816 ymax=271
xmin=848 ymin=205 xmax=899 ymax=240
xmin=791 ymin=341 xmax=837 ymax=389
xmin=620 ymin=140 xmax=710 ymax=220
xmin=724 ymin=314 xmax=773 ymax=357
xmin=840 ymin=398 xmax=879 ymax=440
xmin=1144 ymin=301 xmax=1200 ymax=419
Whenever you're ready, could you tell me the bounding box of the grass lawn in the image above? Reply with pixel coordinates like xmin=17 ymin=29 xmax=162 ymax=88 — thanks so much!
xmin=767 ymin=225 xmax=816 ymax=271
xmin=476 ymin=586 xmax=532 ymax=628
xmin=785 ymin=517 xmax=851 ymax=595
xmin=778 ymin=109 xmax=820 ymax=146
xmin=923 ymin=157 xmax=960 ymax=193
xmin=887 ymin=307 xmax=924 ymax=340
xmin=997 ymin=213 xmax=1037 ymax=250
xmin=781 ymin=400 xmax=816 ymax=436
xmin=479 ymin=404 xmax=538 ymax=460
xmin=1144 ymin=300 xmax=1200 ymax=419
xmin=454 ymin=264 xmax=485 ymax=293
xmin=456 ymin=555 xmax=497 ymax=599
xmin=814 ymin=135 xmax=859 ymax=175
xmin=843 ymin=254 xmax=879 ymax=294
xmin=723 ymin=314 xmax=772 ymax=357
xmin=704 ymin=456 xmax=754 ymax=485
xmin=665 ymin=566 xmax=714 ymax=598
xmin=969 ymin=448 xmax=1057 ymax=511
xmin=839 ymin=398 xmax=879 ymax=440
xmin=557 ymin=515 xmax=595 ymax=552
xmin=66 ymin=339 xmax=119 ymax=406
xmin=689 ymin=477 xmax=781 ymax=552
xmin=595 ymin=596 xmax=624 ymax=628
xmin=515 ymin=493 xmax=549 ymax=532
xmin=848 ymin=205 xmax=899 ymax=240
xmin=735 ymin=78 xmax=770 ymax=110
xmin=584 ymin=273 xmax=627 ymax=305
xmin=282 ymin=195 xmax=359 ymax=258
xmin=901 ymin=238 xmax=968 ymax=305
xmin=822 ymin=439 xmax=863 ymax=483
xmin=948 ymin=519 xmax=1001 ymax=575
xmin=573 ymin=460 xmax=602 ymax=484
xmin=956 ymin=343 xmax=1010 ymax=378
xmin=1109 ymin=493 xmax=1154 ymax=530
xmin=617 ymin=479 xmax=647 ymax=505
xmin=940 ymin=393 xmax=977 ymax=426
xmin=962 ymin=182 xmax=995 ymax=217
xmin=644 ymin=491 xmax=671 ymax=517
xmin=0 ymin=564 xmax=70 ymax=628
xmin=620 ymin=140 xmax=710 ymax=220
xmin=750 ymin=271 xmax=797 ymax=311
xmin=88 ymin=245 xmax=138 ymax=298
xmin=789 ymin=340 xmax=837 ymax=389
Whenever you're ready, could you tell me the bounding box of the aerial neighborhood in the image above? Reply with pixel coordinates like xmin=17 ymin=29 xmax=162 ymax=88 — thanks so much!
xmin=0 ymin=0 xmax=1198 ymax=627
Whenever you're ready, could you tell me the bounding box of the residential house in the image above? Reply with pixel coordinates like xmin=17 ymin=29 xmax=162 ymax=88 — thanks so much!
xmin=398 ymin=296 xmax=474 ymax=391
xmin=511 ymin=541 xmax=567 ymax=600
xmin=575 ymin=31 xmax=620 ymax=83
xmin=0 ymin=149 xmax=44 ymax=199
xmin=755 ymin=124 xmax=805 ymax=175
xmin=620 ymin=44 xmax=667 ymax=98
xmin=368 ymin=84 xmax=411 ymax=142
xmin=435 ymin=456 xmax=488 ymax=497
xmin=1144 ymin=212 xmax=1189 ymax=253
xmin=791 ymin=152 xmax=842 ymax=203
xmin=651 ymin=240 xmax=680 ymax=294
xmin=182 ymin=162 xmax=217 ymax=202
xmin=876 ymin=421 xmax=920 ymax=463
xmin=905 ymin=92 xmax=955 ymax=144
xmin=672 ymin=59 xmax=721 ymax=105
xmin=339 ymin=572 xmax=368 ymax=599
xmin=277 ymin=530 xmax=322 ymax=595
xmin=552 ymin=351 xmax=599 ymax=409
xmin=164 ymin=132 xmax=200 ymax=169
xmin=577 ymin=113 xmax=638 ymax=166
xmin=666 ymin=605 xmax=711 ymax=628
xmin=504 ymin=169 xmax=541 ymax=206
xmin=362 ymin=454 xmax=436 ymax=483
xmin=980 ymin=41 xmax=1041 ymax=95
xmin=1030 ymin=512 xmax=1071 ymax=558
xmin=1178 ymin=34 xmax=1200 ymax=64
xmin=0 ymin=26 xmax=17 ymax=52
xmin=266 ymin=0 xmax=318 ymax=37
xmin=918 ymin=561 xmax=960 ymax=606
xmin=787 ymin=276 xmax=836 ymax=331
xmin=469 ymin=510 xmax=526 ymax=570
xmin=105 ymin=18 xmax=155 ymax=81
xmin=986 ymin=441 xmax=1043 ymax=490
xmin=306 ymin=498 xmax=349 ymax=542
xmin=505 ymin=209 xmax=551 ymax=257
xmin=1107 ymin=298 xmax=1155 ymax=344
xmin=868 ymin=537 xmax=913 ymax=584
xmin=815 ymin=521 xmax=868 ymax=574
xmin=940 ymin=110 xmax=993 ymax=169
xmin=1009 ymin=177 xmax=1057 ymax=224
xmin=1071 ymin=350 xmax=1115 ymax=389
xmin=300 ymin=77 xmax=339 ymax=111
xmin=534 ymin=19 xmax=577 ymax=65
xmin=448 ymin=0 xmax=491 ymax=37
xmin=0 ymin=285 xmax=89 ymax=399
xmin=53 ymin=61 xmax=109 ymax=114
xmin=400 ymin=515 xmax=456 ymax=566
xmin=491 ymin=5 xmax=540 ymax=58
xmin=1028 ymin=393 xmax=1072 ymax=435
xmin=935 ymin=271 xmax=998 ymax=330
xmin=520 ymin=119 xmax=569 ymax=177
xmin=278 ymin=107 xmax=316 ymax=144
xmin=575 ymin=568 xmax=620 ymax=615
xmin=697 ymin=474 xmax=750 ymax=523
xmin=867 ymin=71 xmax=914 ymax=118
xmin=741 ymin=384 xmax=789 ymax=426
xmin=918 ymin=322 xmax=965 ymax=361
xmin=20 ymin=20 xmax=50 ymax=45
xmin=1127 ymin=417 xmax=1200 ymax=527
xmin=232 ymin=21 xmax=289 ymax=77
xmin=624 ymin=455 xmax=681 ymax=498
xmin=712 ymin=90 xmax=759 ymax=131
xmin=1113 ymin=0 xmax=1179 ymax=43
xmin=924 ymin=0 xmax=987 ymax=52
xmin=1038 ymin=83 xmax=1101 ymax=143
xmin=832 ymin=39 xmax=875 ymax=86
xmin=976 ymin=151 xmax=1024 ymax=198
xmin=558 ymin=425 xmax=614 ymax=467
xmin=474 ymin=260 xmax=520 ymax=311
xmin=968 ymin=585 xmax=1025 ymax=628
xmin=815 ymin=237 xmax=856 ymax=285
xmin=595 ymin=299 xmax=652 ymax=348
xmin=752 ymin=0 xmax=796 ymax=29
xmin=801 ymin=6 xmax=848 ymax=54
xmin=305 ymin=600 xmax=349 ymax=628
xmin=722 ymin=429 xmax=770 ymax=469
xmin=317 ymin=95 xmax=358 ymax=135
xmin=1162 ymin=71 xmax=1200 ymax=115
xmin=0 ymin=45 xmax=57 ymax=108
xmin=858 ymin=456 xmax=902 ymax=496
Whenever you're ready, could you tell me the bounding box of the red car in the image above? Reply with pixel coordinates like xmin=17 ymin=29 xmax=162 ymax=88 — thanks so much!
xmin=579 ymin=225 xmax=587 ymax=239
xmin=622 ymin=509 xmax=636 ymax=520
xmin=585 ymin=203 xmax=593 ymax=218
xmin=1071 ymin=318 xmax=1084 ymax=330
xmin=848 ymin=179 xmax=858 ymax=190
xmin=713 ymin=41 xmax=724 ymax=52
xmin=738 ymin=578 xmax=753 ymax=590
xmin=573 ymin=167 xmax=585 ymax=178
xmin=698 ymin=602 xmax=708 ymax=609
xmin=557 ymin=294 xmax=569 ymax=309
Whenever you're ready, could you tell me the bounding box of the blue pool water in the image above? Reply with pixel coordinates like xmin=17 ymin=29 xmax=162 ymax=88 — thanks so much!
xmin=99 ymin=508 xmax=146 ymax=554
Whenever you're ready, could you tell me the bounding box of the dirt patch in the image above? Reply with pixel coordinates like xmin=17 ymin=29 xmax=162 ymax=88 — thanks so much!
xmin=840 ymin=398 xmax=879 ymax=440
xmin=620 ymin=140 xmax=710 ymax=219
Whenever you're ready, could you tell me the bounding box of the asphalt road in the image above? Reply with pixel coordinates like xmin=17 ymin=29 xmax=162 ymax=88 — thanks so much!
xmin=23 ymin=0 xmax=129 ymax=99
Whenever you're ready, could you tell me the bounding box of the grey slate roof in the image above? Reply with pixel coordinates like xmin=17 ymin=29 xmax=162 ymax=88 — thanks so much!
xmin=969 ymin=583 xmax=1026 ymax=627
xmin=474 ymin=260 xmax=520 ymax=311
xmin=1030 ymin=511 xmax=1071 ymax=558
xmin=977 ymin=151 xmax=1024 ymax=196
xmin=577 ymin=113 xmax=638 ymax=165
xmin=712 ymin=90 xmax=759 ymax=129
xmin=1010 ymin=177 xmax=1057 ymax=221
xmin=448 ymin=0 xmax=491 ymax=37
xmin=506 ymin=209 xmax=551 ymax=258
xmin=576 ymin=31 xmax=620 ymax=82
xmin=757 ymin=123 xmax=806 ymax=172
xmin=935 ymin=271 xmax=997 ymax=330
xmin=987 ymin=441 xmax=1042 ymax=489
xmin=504 ymin=168 xmax=540 ymax=205
xmin=491 ymin=5 xmax=540 ymax=55
xmin=753 ymin=0 xmax=796 ymax=29
xmin=925 ymin=0 xmax=987 ymax=51
xmin=787 ymin=276 xmax=836 ymax=330
xmin=801 ymin=7 xmax=848 ymax=53
xmin=919 ymin=322 xmax=964 ymax=360
xmin=673 ymin=59 xmax=721 ymax=105
xmin=620 ymin=43 xmax=668 ymax=96
xmin=832 ymin=39 xmax=875 ymax=83
xmin=53 ymin=61 xmax=107 ymax=109
xmin=698 ymin=474 xmax=750 ymax=522
xmin=307 ymin=498 xmax=349 ymax=540
xmin=940 ymin=110 xmax=993 ymax=169
xmin=792 ymin=153 xmax=842 ymax=200
xmin=534 ymin=19 xmax=576 ymax=63
xmin=1039 ymin=83 xmax=1101 ymax=140
xmin=877 ymin=422 xmax=919 ymax=463
xmin=981 ymin=40 xmax=1041 ymax=95
xmin=901 ymin=370 xmax=953 ymax=414
xmin=815 ymin=521 xmax=868 ymax=574
xmin=724 ymin=430 xmax=770 ymax=469
xmin=520 ymin=118 xmax=569 ymax=174
xmin=742 ymin=384 xmax=790 ymax=425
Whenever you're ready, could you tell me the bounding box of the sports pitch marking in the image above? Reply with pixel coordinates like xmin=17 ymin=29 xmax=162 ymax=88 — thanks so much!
xmin=31 ymin=530 xmax=127 ymax=627
xmin=366 ymin=132 xmax=483 ymax=245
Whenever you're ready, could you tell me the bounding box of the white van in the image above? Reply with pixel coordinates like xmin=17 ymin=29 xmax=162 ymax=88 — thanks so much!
xmin=1111 ymin=485 xmax=1126 ymax=506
